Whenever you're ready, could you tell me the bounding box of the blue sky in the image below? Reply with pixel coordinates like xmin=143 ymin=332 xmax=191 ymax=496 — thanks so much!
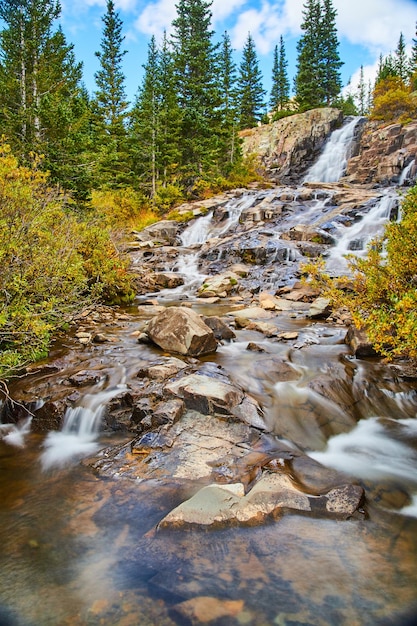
xmin=60 ymin=0 xmax=417 ymax=104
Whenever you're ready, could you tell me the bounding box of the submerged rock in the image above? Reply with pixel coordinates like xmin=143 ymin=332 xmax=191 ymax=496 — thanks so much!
xmin=158 ymin=472 xmax=364 ymax=529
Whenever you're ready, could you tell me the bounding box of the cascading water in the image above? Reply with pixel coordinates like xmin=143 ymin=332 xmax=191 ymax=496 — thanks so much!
xmin=1 ymin=118 xmax=417 ymax=626
xmin=325 ymin=190 xmax=398 ymax=274
xmin=167 ymin=193 xmax=260 ymax=297
xmin=41 ymin=368 xmax=127 ymax=470
xmin=303 ymin=116 xmax=363 ymax=183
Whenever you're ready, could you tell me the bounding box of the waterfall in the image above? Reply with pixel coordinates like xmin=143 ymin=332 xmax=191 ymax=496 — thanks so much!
xmin=325 ymin=190 xmax=398 ymax=274
xmin=399 ymin=159 xmax=416 ymax=186
xmin=41 ymin=368 xmax=126 ymax=470
xmin=303 ymin=117 xmax=362 ymax=183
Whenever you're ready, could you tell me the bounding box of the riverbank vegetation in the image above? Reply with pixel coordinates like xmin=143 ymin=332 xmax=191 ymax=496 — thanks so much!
xmin=0 ymin=144 xmax=135 ymax=377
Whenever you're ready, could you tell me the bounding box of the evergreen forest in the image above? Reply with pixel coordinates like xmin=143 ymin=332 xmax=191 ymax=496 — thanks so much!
xmin=0 ymin=0 xmax=417 ymax=375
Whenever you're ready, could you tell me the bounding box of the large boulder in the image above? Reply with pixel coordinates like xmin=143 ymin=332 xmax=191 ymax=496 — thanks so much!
xmin=147 ymin=307 xmax=218 ymax=356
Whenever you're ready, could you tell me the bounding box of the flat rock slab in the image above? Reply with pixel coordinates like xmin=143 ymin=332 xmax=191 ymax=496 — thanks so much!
xmin=158 ymin=474 xmax=364 ymax=529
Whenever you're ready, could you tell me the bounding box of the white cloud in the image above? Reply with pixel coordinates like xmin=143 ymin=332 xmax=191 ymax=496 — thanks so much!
xmin=212 ymin=0 xmax=249 ymax=23
xmin=335 ymin=0 xmax=416 ymax=54
xmin=229 ymin=1 xmax=304 ymax=55
xmin=134 ymin=0 xmax=177 ymax=38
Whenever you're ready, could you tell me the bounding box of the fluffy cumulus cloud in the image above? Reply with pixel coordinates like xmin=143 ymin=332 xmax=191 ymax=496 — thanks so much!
xmin=134 ymin=0 xmax=177 ymax=38
xmin=336 ymin=0 xmax=416 ymax=53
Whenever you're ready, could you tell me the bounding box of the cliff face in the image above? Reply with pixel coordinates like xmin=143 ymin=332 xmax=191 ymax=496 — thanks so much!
xmin=344 ymin=120 xmax=417 ymax=186
xmin=242 ymin=109 xmax=417 ymax=187
xmin=241 ymin=108 xmax=343 ymax=184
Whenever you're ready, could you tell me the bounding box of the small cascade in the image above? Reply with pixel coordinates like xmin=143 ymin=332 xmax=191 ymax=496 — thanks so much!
xmin=325 ymin=190 xmax=398 ymax=274
xmin=41 ymin=368 xmax=127 ymax=470
xmin=180 ymin=211 xmax=214 ymax=247
xmin=303 ymin=116 xmax=362 ymax=183
xmin=399 ymin=159 xmax=416 ymax=186
xmin=0 ymin=416 xmax=32 ymax=448
xmin=309 ymin=416 xmax=417 ymax=516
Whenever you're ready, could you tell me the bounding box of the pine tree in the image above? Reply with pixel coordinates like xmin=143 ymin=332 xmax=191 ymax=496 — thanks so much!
xmin=218 ymin=31 xmax=240 ymax=167
xmin=410 ymin=22 xmax=417 ymax=89
xmin=92 ymin=0 xmax=130 ymax=188
xmin=0 ymin=0 xmax=91 ymax=200
xmin=155 ymin=33 xmax=182 ymax=188
xmin=321 ymin=0 xmax=343 ymax=104
xmin=237 ymin=33 xmax=266 ymax=129
xmin=171 ymin=0 xmax=220 ymax=182
xmin=295 ymin=0 xmax=342 ymax=110
xmin=394 ymin=33 xmax=408 ymax=82
xmin=356 ymin=65 xmax=367 ymax=115
xmin=295 ymin=0 xmax=324 ymax=110
xmin=129 ymin=36 xmax=159 ymax=197
xmin=270 ymin=36 xmax=290 ymax=114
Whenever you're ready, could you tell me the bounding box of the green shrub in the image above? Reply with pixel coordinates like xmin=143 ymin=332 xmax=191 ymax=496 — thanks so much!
xmin=0 ymin=143 xmax=135 ymax=376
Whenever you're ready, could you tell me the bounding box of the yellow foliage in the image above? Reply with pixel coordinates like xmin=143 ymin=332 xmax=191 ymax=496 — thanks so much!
xmin=0 ymin=142 xmax=135 ymax=376
xmin=370 ymin=77 xmax=417 ymax=123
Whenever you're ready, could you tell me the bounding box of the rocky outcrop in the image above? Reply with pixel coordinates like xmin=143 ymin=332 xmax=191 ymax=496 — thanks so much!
xmin=241 ymin=107 xmax=343 ymax=184
xmin=345 ymin=120 xmax=417 ymax=185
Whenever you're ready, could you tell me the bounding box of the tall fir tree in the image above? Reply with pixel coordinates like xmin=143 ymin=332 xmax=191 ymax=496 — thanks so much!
xmin=294 ymin=0 xmax=324 ymax=110
xmin=218 ymin=31 xmax=240 ymax=168
xmin=295 ymin=0 xmax=342 ymax=110
xmin=270 ymin=36 xmax=290 ymax=114
xmin=171 ymin=0 xmax=220 ymax=183
xmin=410 ymin=22 xmax=417 ymax=89
xmin=356 ymin=65 xmax=367 ymax=115
xmin=129 ymin=36 xmax=160 ymax=197
xmin=92 ymin=0 xmax=130 ymax=188
xmin=394 ymin=33 xmax=408 ymax=82
xmin=0 ymin=0 xmax=91 ymax=199
xmin=321 ymin=0 xmax=343 ymax=105
xmin=157 ymin=33 xmax=182 ymax=188
xmin=237 ymin=33 xmax=266 ymax=129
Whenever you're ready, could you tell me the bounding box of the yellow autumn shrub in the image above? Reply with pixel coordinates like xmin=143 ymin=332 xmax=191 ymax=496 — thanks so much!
xmin=0 ymin=143 xmax=135 ymax=376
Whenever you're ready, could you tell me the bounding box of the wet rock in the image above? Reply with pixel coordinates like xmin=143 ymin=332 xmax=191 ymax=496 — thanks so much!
xmin=158 ymin=472 xmax=364 ymax=529
xmin=147 ymin=307 xmax=218 ymax=356
xmin=165 ymin=373 xmax=261 ymax=424
xmin=246 ymin=321 xmax=278 ymax=337
xmin=152 ymin=272 xmax=184 ymax=289
xmin=345 ymin=120 xmax=417 ymax=185
xmin=307 ymin=297 xmax=332 ymax=319
xmin=246 ymin=342 xmax=266 ymax=352
xmin=230 ymin=306 xmax=274 ymax=321
xmin=137 ymin=357 xmax=189 ymax=381
xmin=202 ymin=316 xmax=236 ymax=341
xmin=32 ymin=400 xmax=65 ymax=432
xmin=241 ymin=107 xmax=343 ymax=183
xmin=170 ymin=596 xmax=245 ymax=625
xmin=198 ymin=272 xmax=240 ymax=298
xmin=135 ymin=220 xmax=181 ymax=245
xmin=345 ymin=326 xmax=378 ymax=357
xmin=67 ymin=370 xmax=103 ymax=387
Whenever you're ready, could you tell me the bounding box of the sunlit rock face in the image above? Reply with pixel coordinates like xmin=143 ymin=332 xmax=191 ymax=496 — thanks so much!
xmin=241 ymin=107 xmax=343 ymax=184
xmin=345 ymin=120 xmax=417 ymax=186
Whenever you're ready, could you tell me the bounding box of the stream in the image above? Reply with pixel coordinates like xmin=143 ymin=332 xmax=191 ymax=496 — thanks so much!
xmin=1 ymin=118 xmax=417 ymax=626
